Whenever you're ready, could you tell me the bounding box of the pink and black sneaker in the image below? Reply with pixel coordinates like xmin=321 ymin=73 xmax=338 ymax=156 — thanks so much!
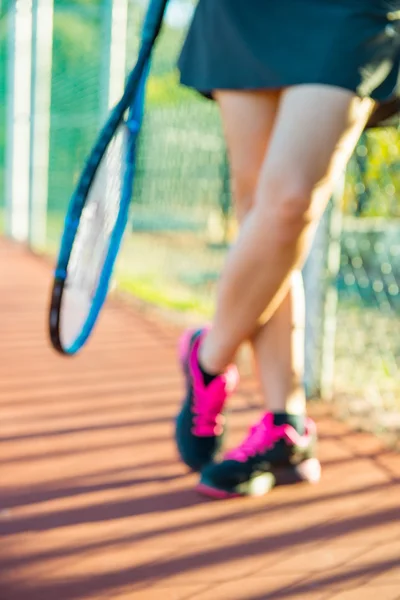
xmin=197 ymin=412 xmax=321 ymax=498
xmin=175 ymin=328 xmax=239 ymax=472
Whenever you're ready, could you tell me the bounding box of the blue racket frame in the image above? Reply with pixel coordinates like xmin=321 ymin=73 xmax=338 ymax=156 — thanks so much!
xmin=49 ymin=0 xmax=169 ymax=355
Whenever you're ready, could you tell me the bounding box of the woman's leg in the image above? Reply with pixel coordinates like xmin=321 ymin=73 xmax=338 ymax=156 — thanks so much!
xmin=200 ymin=85 xmax=375 ymax=374
xmin=194 ymin=86 xmax=375 ymax=497
xmin=251 ymin=271 xmax=306 ymax=415
xmin=176 ymin=89 xmax=296 ymax=471
xmin=216 ymin=90 xmax=306 ymax=417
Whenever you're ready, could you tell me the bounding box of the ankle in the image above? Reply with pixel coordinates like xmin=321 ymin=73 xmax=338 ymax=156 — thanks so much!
xmin=198 ymin=332 xmax=229 ymax=375
xmin=271 ymin=412 xmax=307 ymax=435
xmin=198 ymin=358 xmax=220 ymax=387
xmin=268 ymin=385 xmax=306 ymax=416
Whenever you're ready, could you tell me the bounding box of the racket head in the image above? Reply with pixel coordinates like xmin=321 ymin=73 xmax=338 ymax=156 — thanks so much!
xmin=49 ymin=119 xmax=134 ymax=355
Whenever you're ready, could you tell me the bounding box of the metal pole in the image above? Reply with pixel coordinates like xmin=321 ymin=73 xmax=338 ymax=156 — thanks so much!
xmin=100 ymin=0 xmax=129 ymax=122
xmin=303 ymin=175 xmax=344 ymax=399
xmin=320 ymin=176 xmax=345 ymax=400
xmin=28 ymin=0 xmax=54 ymax=250
xmin=5 ymin=0 xmax=33 ymax=242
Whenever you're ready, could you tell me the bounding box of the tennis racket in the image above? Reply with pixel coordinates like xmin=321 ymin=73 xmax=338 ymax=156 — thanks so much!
xmin=48 ymin=0 xmax=169 ymax=355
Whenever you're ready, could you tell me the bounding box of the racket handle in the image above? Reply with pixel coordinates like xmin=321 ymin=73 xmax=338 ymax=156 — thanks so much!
xmin=141 ymin=0 xmax=169 ymax=46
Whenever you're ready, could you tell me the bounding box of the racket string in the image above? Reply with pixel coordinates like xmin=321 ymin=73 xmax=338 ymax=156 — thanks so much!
xmin=66 ymin=125 xmax=126 ymax=298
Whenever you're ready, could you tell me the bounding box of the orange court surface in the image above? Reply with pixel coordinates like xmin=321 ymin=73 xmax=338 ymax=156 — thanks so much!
xmin=1 ymin=239 xmax=400 ymax=600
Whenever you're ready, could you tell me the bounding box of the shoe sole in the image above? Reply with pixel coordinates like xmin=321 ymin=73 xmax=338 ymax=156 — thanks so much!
xmin=197 ymin=458 xmax=322 ymax=499
xmin=196 ymin=483 xmax=242 ymax=499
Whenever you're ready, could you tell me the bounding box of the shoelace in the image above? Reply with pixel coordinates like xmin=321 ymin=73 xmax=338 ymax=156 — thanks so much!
xmin=225 ymin=415 xmax=313 ymax=462
xmin=192 ymin=378 xmax=227 ymax=436
xmin=192 ymin=410 xmax=225 ymax=437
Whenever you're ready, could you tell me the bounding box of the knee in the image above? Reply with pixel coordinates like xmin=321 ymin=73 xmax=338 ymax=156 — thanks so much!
xmin=256 ymin=176 xmax=314 ymax=244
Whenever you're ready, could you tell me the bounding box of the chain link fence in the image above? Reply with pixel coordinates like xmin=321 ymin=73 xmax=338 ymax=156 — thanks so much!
xmin=46 ymin=1 xmax=106 ymax=252
xmin=120 ymin=0 xmax=229 ymax=315
xmin=1 ymin=0 xmax=399 ymax=439
xmin=335 ymin=129 xmax=400 ymax=439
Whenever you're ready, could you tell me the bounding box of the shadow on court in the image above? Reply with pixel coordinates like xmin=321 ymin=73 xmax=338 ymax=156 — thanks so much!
xmin=1 ymin=240 xmax=400 ymax=600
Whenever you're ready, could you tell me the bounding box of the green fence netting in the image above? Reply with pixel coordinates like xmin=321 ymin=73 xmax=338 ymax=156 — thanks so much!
xmin=46 ymin=0 xmax=105 ymax=250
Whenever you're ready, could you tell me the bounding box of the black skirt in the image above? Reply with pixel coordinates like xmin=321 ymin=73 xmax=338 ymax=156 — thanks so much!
xmin=178 ymin=0 xmax=400 ymax=126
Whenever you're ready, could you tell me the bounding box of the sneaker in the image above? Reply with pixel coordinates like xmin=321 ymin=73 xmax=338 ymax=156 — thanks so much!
xmin=197 ymin=412 xmax=321 ymax=498
xmin=175 ymin=328 xmax=239 ymax=472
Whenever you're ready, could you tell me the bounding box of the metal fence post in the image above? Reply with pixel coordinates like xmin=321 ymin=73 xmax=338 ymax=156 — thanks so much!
xmin=320 ymin=176 xmax=344 ymax=400
xmin=303 ymin=175 xmax=344 ymax=400
xmin=28 ymin=0 xmax=54 ymax=251
xmin=100 ymin=0 xmax=129 ymax=122
xmin=5 ymin=0 xmax=33 ymax=242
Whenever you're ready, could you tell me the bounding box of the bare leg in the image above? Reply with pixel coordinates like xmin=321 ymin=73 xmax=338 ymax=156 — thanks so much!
xmin=216 ymin=90 xmax=306 ymax=415
xmin=251 ymin=271 xmax=306 ymax=414
xmin=201 ymin=85 xmax=375 ymax=373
